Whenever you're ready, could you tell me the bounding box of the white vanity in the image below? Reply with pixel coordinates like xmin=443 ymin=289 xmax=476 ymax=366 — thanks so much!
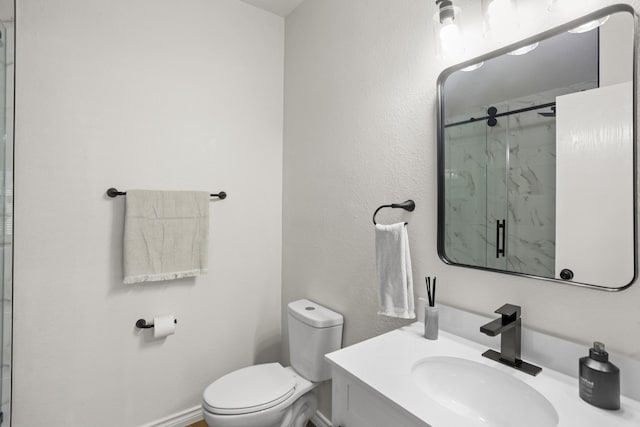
xmin=325 ymin=5 xmax=640 ymax=426
xmin=325 ymin=305 xmax=640 ymax=427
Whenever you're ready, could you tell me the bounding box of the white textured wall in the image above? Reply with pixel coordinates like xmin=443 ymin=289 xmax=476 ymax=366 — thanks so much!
xmin=283 ymin=0 xmax=640 ymax=419
xmin=14 ymin=1 xmax=283 ymax=426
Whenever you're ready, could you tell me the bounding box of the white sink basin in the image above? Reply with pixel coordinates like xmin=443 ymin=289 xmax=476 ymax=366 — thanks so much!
xmin=411 ymin=356 xmax=559 ymax=427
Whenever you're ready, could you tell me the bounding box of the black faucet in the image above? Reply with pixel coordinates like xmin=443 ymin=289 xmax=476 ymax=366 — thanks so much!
xmin=479 ymin=304 xmax=542 ymax=376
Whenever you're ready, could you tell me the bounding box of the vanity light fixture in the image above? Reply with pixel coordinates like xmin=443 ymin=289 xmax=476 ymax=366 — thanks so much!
xmin=483 ymin=0 xmax=518 ymax=38
xmin=486 ymin=0 xmax=515 ymax=28
xmin=487 ymin=0 xmax=514 ymax=19
xmin=434 ymin=0 xmax=463 ymax=59
xmin=547 ymin=0 xmax=560 ymax=12
xmin=568 ymin=15 xmax=610 ymax=34
xmin=461 ymin=61 xmax=484 ymax=72
xmin=507 ymin=42 xmax=539 ymax=56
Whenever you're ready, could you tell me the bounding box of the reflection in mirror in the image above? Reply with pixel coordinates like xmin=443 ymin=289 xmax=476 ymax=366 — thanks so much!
xmin=437 ymin=5 xmax=636 ymax=290
xmin=0 ymin=0 xmax=12 ymax=422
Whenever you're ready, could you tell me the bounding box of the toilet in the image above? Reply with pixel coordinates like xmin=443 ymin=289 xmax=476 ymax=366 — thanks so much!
xmin=202 ymin=299 xmax=344 ymax=427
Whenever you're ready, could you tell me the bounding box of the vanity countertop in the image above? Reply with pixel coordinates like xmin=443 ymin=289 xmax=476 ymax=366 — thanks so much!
xmin=326 ymin=322 xmax=640 ymax=427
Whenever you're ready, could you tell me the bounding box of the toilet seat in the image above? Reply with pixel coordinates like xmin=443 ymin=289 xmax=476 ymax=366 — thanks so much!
xmin=203 ymin=363 xmax=296 ymax=415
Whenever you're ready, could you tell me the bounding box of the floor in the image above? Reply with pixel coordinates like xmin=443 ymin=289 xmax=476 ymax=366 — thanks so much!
xmin=188 ymin=421 xmax=316 ymax=427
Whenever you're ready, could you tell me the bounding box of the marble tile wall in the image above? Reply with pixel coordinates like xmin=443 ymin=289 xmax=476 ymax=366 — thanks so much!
xmin=442 ymin=82 xmax=599 ymax=278
xmin=501 ymin=82 xmax=596 ymax=277
xmin=444 ymin=119 xmax=488 ymax=267
xmin=504 ymin=107 xmax=556 ymax=277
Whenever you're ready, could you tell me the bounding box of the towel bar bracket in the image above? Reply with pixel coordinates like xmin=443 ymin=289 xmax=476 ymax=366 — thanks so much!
xmin=107 ymin=188 xmax=125 ymax=197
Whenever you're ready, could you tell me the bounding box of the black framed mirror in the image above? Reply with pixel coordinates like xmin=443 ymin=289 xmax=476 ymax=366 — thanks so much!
xmin=436 ymin=4 xmax=637 ymax=290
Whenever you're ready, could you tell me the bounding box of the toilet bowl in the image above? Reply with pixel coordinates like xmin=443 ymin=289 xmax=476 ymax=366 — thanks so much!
xmin=202 ymin=364 xmax=317 ymax=427
xmin=202 ymin=299 xmax=343 ymax=427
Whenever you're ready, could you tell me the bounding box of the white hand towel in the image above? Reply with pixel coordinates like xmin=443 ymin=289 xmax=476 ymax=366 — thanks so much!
xmin=123 ymin=190 xmax=209 ymax=284
xmin=375 ymin=223 xmax=415 ymax=319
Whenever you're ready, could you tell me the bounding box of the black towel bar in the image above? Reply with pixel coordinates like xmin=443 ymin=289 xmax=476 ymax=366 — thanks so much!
xmin=107 ymin=187 xmax=227 ymax=199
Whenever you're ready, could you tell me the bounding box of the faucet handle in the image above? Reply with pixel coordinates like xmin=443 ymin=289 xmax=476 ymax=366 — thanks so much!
xmin=495 ymin=303 xmax=521 ymax=320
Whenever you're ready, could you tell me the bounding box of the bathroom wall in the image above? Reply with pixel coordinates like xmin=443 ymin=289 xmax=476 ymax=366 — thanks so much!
xmin=282 ymin=0 xmax=640 ymax=419
xmin=13 ymin=1 xmax=284 ymax=426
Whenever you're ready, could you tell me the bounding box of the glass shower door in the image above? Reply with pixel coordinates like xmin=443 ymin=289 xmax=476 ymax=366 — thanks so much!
xmin=443 ymin=118 xmax=489 ymax=267
xmin=443 ymin=102 xmax=557 ymax=278
xmin=485 ymin=105 xmax=509 ymax=271
xmin=443 ymin=105 xmax=510 ymax=271
xmin=504 ymin=107 xmax=556 ymax=277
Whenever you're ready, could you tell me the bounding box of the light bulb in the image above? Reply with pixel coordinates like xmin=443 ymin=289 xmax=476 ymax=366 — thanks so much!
xmin=440 ymin=18 xmax=459 ymax=41
xmin=434 ymin=1 xmax=464 ymax=59
xmin=461 ymin=62 xmax=484 ymax=72
xmin=507 ymin=42 xmax=539 ymax=56
xmin=488 ymin=0 xmax=514 ymax=24
xmin=547 ymin=0 xmax=561 ymax=12
xmin=485 ymin=0 xmax=517 ymax=38
xmin=568 ymin=16 xmax=609 ymax=34
xmin=440 ymin=19 xmax=462 ymax=57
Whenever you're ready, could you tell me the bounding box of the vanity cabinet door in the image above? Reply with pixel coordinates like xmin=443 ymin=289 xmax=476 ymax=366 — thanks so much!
xmin=331 ymin=368 xmax=427 ymax=427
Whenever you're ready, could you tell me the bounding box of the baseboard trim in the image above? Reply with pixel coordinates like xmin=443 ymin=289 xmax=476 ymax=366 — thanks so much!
xmin=140 ymin=405 xmax=203 ymax=427
xmin=140 ymin=406 xmax=328 ymax=427
xmin=311 ymin=410 xmax=332 ymax=427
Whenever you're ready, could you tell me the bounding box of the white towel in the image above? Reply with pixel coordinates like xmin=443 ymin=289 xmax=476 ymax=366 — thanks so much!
xmin=123 ymin=190 xmax=209 ymax=284
xmin=375 ymin=223 xmax=415 ymax=319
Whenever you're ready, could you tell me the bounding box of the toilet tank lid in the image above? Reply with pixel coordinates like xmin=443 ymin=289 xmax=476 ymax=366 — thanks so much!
xmin=287 ymin=299 xmax=343 ymax=328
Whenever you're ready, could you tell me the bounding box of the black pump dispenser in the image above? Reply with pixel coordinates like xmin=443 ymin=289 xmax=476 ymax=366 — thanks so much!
xmin=579 ymin=342 xmax=620 ymax=410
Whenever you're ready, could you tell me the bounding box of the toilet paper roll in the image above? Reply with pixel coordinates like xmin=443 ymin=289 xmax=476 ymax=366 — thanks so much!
xmin=153 ymin=314 xmax=176 ymax=338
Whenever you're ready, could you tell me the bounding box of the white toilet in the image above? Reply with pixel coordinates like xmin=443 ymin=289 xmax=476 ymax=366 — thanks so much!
xmin=202 ymin=299 xmax=344 ymax=427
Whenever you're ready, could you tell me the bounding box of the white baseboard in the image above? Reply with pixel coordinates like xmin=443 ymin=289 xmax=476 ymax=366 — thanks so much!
xmin=311 ymin=410 xmax=332 ymax=427
xmin=140 ymin=406 xmax=328 ymax=427
xmin=140 ymin=405 xmax=203 ymax=427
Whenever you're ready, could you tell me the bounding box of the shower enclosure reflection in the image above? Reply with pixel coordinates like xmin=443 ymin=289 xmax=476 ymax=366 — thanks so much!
xmin=437 ymin=6 xmax=635 ymax=290
xmin=444 ymin=99 xmax=564 ymax=277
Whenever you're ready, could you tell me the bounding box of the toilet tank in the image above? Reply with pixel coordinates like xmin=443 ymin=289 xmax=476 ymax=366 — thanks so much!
xmin=287 ymin=299 xmax=344 ymax=382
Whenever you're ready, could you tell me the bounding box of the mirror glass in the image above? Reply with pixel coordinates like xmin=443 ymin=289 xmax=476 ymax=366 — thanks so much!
xmin=437 ymin=6 xmax=636 ymax=290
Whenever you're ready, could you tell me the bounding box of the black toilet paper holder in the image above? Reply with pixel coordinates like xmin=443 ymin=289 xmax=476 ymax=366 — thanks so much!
xmin=136 ymin=318 xmax=178 ymax=329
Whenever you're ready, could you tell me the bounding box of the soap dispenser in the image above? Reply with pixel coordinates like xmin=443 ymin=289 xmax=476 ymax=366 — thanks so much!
xmin=579 ymin=342 xmax=620 ymax=410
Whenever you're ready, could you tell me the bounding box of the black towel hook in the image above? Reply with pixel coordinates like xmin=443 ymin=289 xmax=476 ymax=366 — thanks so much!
xmin=372 ymin=200 xmax=416 ymax=225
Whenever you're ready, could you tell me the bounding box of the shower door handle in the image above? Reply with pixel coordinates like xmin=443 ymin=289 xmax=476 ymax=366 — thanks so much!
xmin=496 ymin=219 xmax=506 ymax=258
